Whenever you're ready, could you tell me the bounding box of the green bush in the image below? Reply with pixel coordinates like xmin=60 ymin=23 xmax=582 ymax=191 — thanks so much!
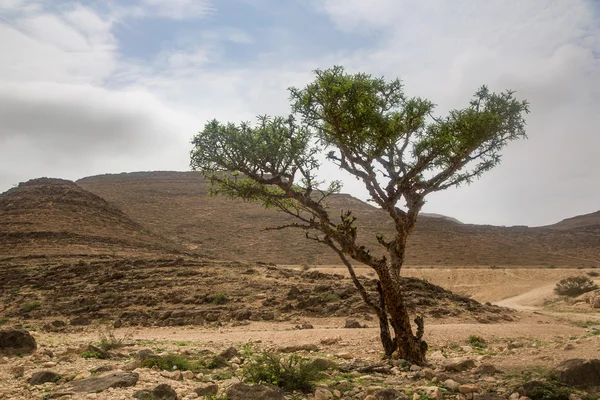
xmin=554 ymin=276 xmax=598 ymax=297
xmin=467 ymin=335 xmax=486 ymax=349
xmin=242 ymin=351 xmax=324 ymax=393
xmin=98 ymin=327 xmax=131 ymax=351
xmin=211 ymin=293 xmax=228 ymax=305
xmin=526 ymin=380 xmax=575 ymax=400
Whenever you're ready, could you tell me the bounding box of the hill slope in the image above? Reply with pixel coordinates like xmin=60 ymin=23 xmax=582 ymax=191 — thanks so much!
xmin=0 ymin=178 xmax=184 ymax=262
xmin=78 ymin=172 xmax=600 ymax=266
xmin=546 ymin=210 xmax=600 ymax=231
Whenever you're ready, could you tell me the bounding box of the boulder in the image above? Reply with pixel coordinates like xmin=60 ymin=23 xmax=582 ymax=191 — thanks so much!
xmin=133 ymin=384 xmax=178 ymax=400
xmin=226 ymin=383 xmax=284 ymax=400
xmin=344 ymin=319 xmax=362 ymax=328
xmin=69 ymin=371 xmax=139 ymax=393
xmin=29 ymin=370 xmax=61 ymax=385
xmin=219 ymin=346 xmax=240 ymax=360
xmin=0 ymin=329 xmax=37 ymax=354
xmin=551 ymin=358 xmax=600 ymax=387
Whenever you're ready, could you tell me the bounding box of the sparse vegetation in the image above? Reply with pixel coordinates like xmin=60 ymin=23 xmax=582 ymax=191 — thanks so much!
xmin=211 ymin=293 xmax=228 ymax=305
xmin=554 ymin=276 xmax=598 ymax=297
xmin=587 ymin=271 xmax=599 ymax=277
xmin=467 ymin=335 xmax=486 ymax=349
xmin=20 ymin=300 xmax=41 ymax=313
xmin=98 ymin=327 xmax=131 ymax=351
xmin=242 ymin=351 xmax=324 ymax=393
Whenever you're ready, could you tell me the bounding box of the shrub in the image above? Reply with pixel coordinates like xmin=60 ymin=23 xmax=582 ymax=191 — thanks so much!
xmin=554 ymin=276 xmax=598 ymax=297
xmin=467 ymin=335 xmax=486 ymax=349
xmin=98 ymin=327 xmax=131 ymax=351
xmin=587 ymin=271 xmax=599 ymax=277
xmin=242 ymin=351 xmax=324 ymax=393
xmin=211 ymin=293 xmax=228 ymax=305
xmin=20 ymin=301 xmax=41 ymax=313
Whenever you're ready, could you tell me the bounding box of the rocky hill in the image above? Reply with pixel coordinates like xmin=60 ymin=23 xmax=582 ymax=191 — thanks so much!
xmin=0 ymin=178 xmax=184 ymax=263
xmin=77 ymin=172 xmax=600 ymax=266
xmin=546 ymin=210 xmax=600 ymax=231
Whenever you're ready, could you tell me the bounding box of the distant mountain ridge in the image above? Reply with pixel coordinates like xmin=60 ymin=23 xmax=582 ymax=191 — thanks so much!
xmin=76 ymin=171 xmax=600 ymax=266
xmin=545 ymin=210 xmax=600 ymax=231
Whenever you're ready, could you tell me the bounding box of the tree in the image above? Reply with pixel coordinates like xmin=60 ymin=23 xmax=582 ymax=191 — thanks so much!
xmin=190 ymin=66 xmax=529 ymax=365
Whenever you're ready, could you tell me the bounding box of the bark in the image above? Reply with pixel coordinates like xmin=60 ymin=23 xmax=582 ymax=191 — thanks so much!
xmin=378 ymin=261 xmax=428 ymax=365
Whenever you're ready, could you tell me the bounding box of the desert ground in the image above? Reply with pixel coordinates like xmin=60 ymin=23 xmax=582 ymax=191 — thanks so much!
xmin=2 ymin=263 xmax=599 ymax=400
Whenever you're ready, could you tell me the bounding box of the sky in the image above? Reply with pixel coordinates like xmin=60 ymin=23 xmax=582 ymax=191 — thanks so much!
xmin=0 ymin=0 xmax=599 ymax=227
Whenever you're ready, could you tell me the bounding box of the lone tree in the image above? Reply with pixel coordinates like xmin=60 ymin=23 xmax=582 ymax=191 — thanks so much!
xmin=190 ymin=66 xmax=529 ymax=365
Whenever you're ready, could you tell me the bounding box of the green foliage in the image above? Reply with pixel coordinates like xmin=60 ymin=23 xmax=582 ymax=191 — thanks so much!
xmin=20 ymin=301 xmax=41 ymax=313
xmin=141 ymin=354 xmax=203 ymax=372
xmin=467 ymin=335 xmax=486 ymax=349
xmin=211 ymin=293 xmax=228 ymax=305
xmin=526 ymin=380 xmax=577 ymax=400
xmin=242 ymin=351 xmax=324 ymax=393
xmin=554 ymin=276 xmax=598 ymax=297
xmin=81 ymin=350 xmax=104 ymax=359
xmin=0 ymin=317 xmax=9 ymax=326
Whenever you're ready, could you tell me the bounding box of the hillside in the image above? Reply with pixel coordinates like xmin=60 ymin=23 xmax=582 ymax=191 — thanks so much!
xmin=0 ymin=178 xmax=184 ymax=263
xmin=546 ymin=210 xmax=600 ymax=231
xmin=78 ymin=172 xmax=600 ymax=266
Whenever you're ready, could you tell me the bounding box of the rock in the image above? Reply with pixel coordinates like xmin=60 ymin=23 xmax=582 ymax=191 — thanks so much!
xmin=194 ymin=384 xmax=219 ymax=397
xmin=181 ymin=370 xmax=194 ymax=380
xmin=374 ymin=388 xmax=406 ymax=399
xmin=443 ymin=379 xmax=461 ymax=391
xmin=10 ymin=365 xmax=25 ymax=378
xmin=226 ymin=382 xmax=284 ymax=400
xmin=344 ymin=319 xmax=362 ymax=328
xmin=69 ymin=371 xmax=139 ymax=392
xmin=416 ymin=386 xmax=443 ymax=400
xmin=29 ymin=370 xmax=61 ymax=385
xmin=443 ymin=358 xmax=476 ymax=372
xmin=262 ymin=312 xmax=275 ymax=320
xmin=134 ymin=384 xmax=178 ymax=400
xmin=459 ymin=384 xmax=480 ymax=394
xmin=82 ymin=344 xmax=109 ymax=360
xmin=410 ymin=364 xmax=422 ymax=371
xmin=208 ymin=355 xmax=229 ymax=369
xmin=473 ymin=364 xmax=502 ymax=375
xmin=136 ymin=349 xmax=158 ymax=361
xmin=296 ymin=323 xmax=314 ymax=330
xmin=563 ymin=344 xmax=575 ymax=351
xmin=312 ymin=358 xmax=337 ymax=370
xmin=219 ymin=346 xmax=240 ymax=360
xmin=123 ymin=359 xmax=141 ymax=371
xmin=429 ymin=350 xmax=445 ymax=361
xmin=90 ymin=365 xmax=114 ymax=374
xmin=336 ymin=352 xmax=354 ymax=360
xmin=0 ymin=329 xmax=37 ymax=354
xmin=551 ymin=358 xmax=600 ymax=387
xmin=278 ymin=343 xmax=319 ymax=353
xmin=314 ymin=388 xmax=334 ymax=400
xmin=160 ymin=370 xmax=182 ymax=381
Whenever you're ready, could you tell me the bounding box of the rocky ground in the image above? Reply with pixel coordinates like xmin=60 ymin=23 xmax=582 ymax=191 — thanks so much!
xmin=1 ymin=263 xmax=600 ymax=399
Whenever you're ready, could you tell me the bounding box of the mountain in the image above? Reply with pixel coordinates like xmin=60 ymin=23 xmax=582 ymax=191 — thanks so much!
xmin=0 ymin=178 xmax=184 ymax=263
xmin=78 ymin=171 xmax=600 ymax=266
xmin=545 ymin=210 xmax=600 ymax=231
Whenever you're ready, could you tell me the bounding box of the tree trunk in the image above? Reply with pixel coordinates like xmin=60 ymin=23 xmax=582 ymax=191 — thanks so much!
xmin=378 ymin=268 xmax=428 ymax=365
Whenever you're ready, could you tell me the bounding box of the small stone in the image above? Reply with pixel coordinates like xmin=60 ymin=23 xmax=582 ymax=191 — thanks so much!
xmin=410 ymin=364 xmax=422 ymax=371
xmin=417 ymin=386 xmax=443 ymax=400
xmin=123 ymin=359 xmax=141 ymax=371
xmin=563 ymin=344 xmax=575 ymax=351
xmin=443 ymin=358 xmax=476 ymax=372
xmin=182 ymin=370 xmax=194 ymax=380
xmin=160 ymin=370 xmax=182 ymax=381
xmin=344 ymin=319 xmax=363 ymax=328
xmin=278 ymin=343 xmax=319 ymax=353
xmin=314 ymin=388 xmax=334 ymax=400
xmin=459 ymin=384 xmax=480 ymax=394
xmin=443 ymin=379 xmax=461 ymax=391
xmin=43 ymin=361 xmax=57 ymax=368
xmin=336 ymin=352 xmax=354 ymax=360
xmin=195 ymin=384 xmax=219 ymax=397
xmin=10 ymin=365 xmax=25 ymax=378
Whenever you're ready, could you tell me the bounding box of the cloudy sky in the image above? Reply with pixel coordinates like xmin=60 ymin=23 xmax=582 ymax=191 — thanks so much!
xmin=1 ymin=0 xmax=598 ymax=227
